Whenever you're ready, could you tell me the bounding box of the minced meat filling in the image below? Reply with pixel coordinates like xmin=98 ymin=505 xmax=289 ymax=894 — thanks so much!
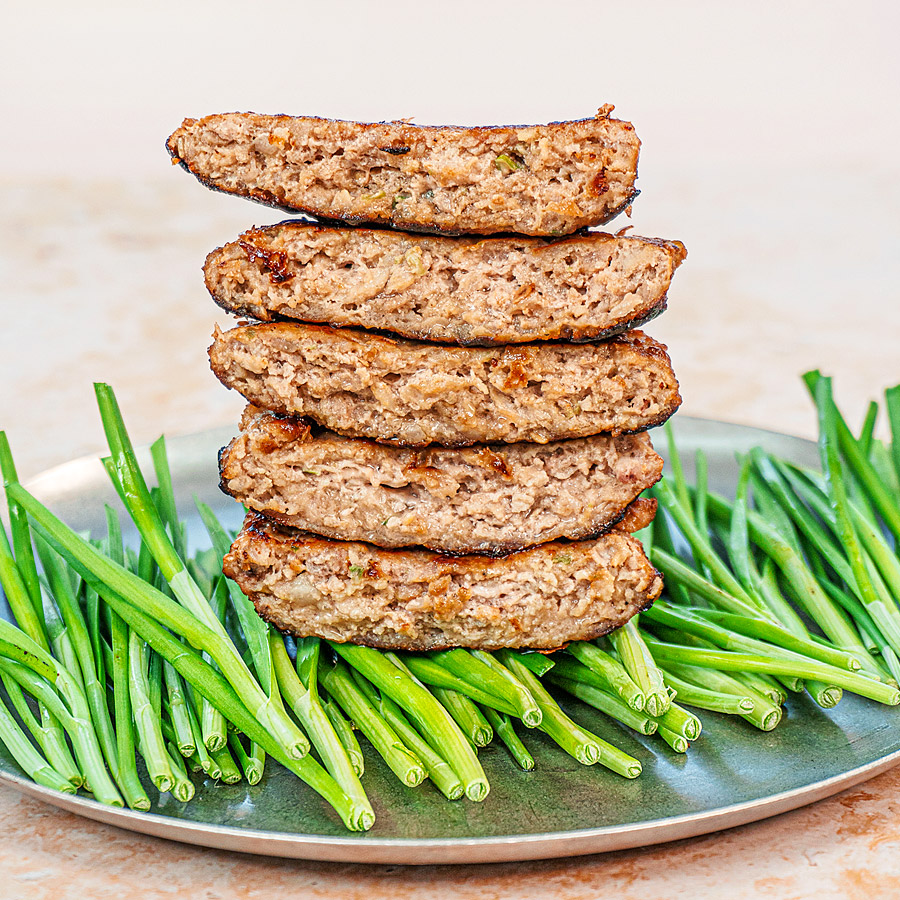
xmin=224 ymin=513 xmax=663 ymax=651
xmin=167 ymin=112 xmax=640 ymax=236
xmin=219 ymin=407 xmax=663 ymax=553
xmin=208 ymin=322 xmax=682 ymax=446
xmin=204 ymin=224 xmax=685 ymax=345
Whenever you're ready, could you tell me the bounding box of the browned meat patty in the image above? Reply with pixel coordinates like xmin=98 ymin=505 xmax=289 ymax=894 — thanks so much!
xmin=224 ymin=511 xmax=662 ymax=651
xmin=208 ymin=323 xmax=681 ymax=446
xmin=219 ymin=405 xmax=664 ymax=554
xmin=166 ymin=108 xmax=640 ymax=236
xmin=205 ymin=222 xmax=685 ymax=346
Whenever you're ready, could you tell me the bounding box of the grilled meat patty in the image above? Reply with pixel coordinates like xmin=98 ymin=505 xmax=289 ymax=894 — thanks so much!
xmin=224 ymin=509 xmax=662 ymax=651
xmin=205 ymin=222 xmax=685 ymax=346
xmin=166 ymin=108 xmax=640 ymax=236
xmin=208 ymin=322 xmax=681 ymax=446
xmin=219 ymin=405 xmax=664 ymax=554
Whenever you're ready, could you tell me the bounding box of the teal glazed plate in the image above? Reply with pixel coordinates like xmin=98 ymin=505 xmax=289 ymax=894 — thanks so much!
xmin=2 ymin=417 xmax=900 ymax=864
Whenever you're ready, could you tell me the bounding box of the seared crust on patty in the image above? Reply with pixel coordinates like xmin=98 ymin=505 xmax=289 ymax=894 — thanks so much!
xmin=219 ymin=405 xmax=664 ymax=554
xmin=205 ymin=222 xmax=685 ymax=346
xmin=208 ymin=322 xmax=681 ymax=446
xmin=224 ymin=512 xmax=662 ymax=651
xmin=166 ymin=109 xmax=640 ymax=236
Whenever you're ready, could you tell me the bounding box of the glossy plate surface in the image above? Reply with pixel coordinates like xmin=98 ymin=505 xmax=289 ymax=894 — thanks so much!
xmin=2 ymin=417 xmax=900 ymax=864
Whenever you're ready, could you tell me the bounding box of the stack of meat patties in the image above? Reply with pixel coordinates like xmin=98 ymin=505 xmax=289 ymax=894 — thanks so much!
xmin=166 ymin=107 xmax=684 ymax=652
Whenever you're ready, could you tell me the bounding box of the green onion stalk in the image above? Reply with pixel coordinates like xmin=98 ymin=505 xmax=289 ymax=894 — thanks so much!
xmin=814 ymin=377 xmax=900 ymax=654
xmin=660 ymin=660 xmax=782 ymax=731
xmin=0 ymin=627 xmax=122 ymax=805
xmin=698 ymin=487 xmax=881 ymax=676
xmin=318 ymin=658 xmax=426 ymax=788
xmin=0 ymin=460 xmax=81 ymax=788
xmin=658 ymin=668 xmax=753 ymax=716
xmin=402 ymin=655 xmax=519 ymax=717
xmin=0 ymin=690 xmax=76 ymax=794
xmin=431 ymin=685 xmax=493 ymax=747
xmin=9 ymin=480 xmax=311 ymax=766
xmin=210 ymin=744 xmax=242 ymax=784
xmin=333 ymin=643 xmax=488 ymax=800
xmin=607 ymin=620 xmax=670 ymax=718
xmin=93 ymin=383 xmax=308 ymax=760
xmin=385 ymin=653 xmax=494 ymax=748
xmin=7 ymin=482 xmax=366 ymax=829
xmin=321 ymin=696 xmax=364 ymax=777
xmin=35 ymin=539 xmax=120 ymax=781
xmin=567 ymin=641 xmax=645 ymax=711
xmin=348 ymin=666 xmax=463 ymax=801
xmin=497 ymin=650 xmax=641 ymax=778
xmin=480 ymin=706 xmax=534 ymax=770
xmin=197 ymin=500 xmax=273 ymax=780
xmin=0 ymin=667 xmax=81 ymax=789
xmin=644 ymin=635 xmax=899 ymax=706
xmin=199 ymin=579 xmax=228 ymax=753
xmin=271 ymin=634 xmax=374 ymax=829
xmin=228 ymin=732 xmax=263 ymax=786
xmin=108 ymin=607 xmax=152 ymax=809
xmin=180 ymin=688 xmax=218 ymax=779
xmin=128 ymin=631 xmax=174 ymax=793
xmin=546 ymin=672 xmax=658 ymax=736
xmin=431 ymin=649 xmax=542 ymax=726
xmin=804 ymin=371 xmax=900 ymax=544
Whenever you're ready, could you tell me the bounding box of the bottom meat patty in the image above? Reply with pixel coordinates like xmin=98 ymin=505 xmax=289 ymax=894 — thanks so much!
xmin=224 ymin=511 xmax=662 ymax=651
xmin=220 ymin=406 xmax=663 ymax=554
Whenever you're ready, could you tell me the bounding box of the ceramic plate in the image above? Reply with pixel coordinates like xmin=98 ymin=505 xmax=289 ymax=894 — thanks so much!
xmin=2 ymin=417 xmax=899 ymax=864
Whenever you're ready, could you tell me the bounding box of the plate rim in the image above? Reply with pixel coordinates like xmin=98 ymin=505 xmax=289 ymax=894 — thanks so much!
xmin=4 ymin=744 xmax=899 ymax=863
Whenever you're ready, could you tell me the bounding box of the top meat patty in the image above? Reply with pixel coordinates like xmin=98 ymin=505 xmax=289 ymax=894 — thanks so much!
xmin=208 ymin=322 xmax=682 ymax=446
xmin=205 ymin=222 xmax=686 ymax=346
xmin=166 ymin=108 xmax=640 ymax=236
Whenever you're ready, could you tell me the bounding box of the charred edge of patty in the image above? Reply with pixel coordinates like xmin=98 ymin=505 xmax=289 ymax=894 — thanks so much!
xmin=214 ymin=396 xmax=682 ymax=449
xmin=221 ymin=494 xmax=658 ymax=557
xmin=210 ymin=219 xmax=686 ymax=259
xmin=206 ymin=283 xmax=669 ymax=346
xmin=248 ymin=581 xmax=660 ymax=653
xmin=168 ymin=111 xmax=638 ymax=142
xmin=234 ymin=503 xmax=655 ymax=560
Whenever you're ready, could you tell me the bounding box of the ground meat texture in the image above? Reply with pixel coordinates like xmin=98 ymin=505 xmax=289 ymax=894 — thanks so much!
xmin=208 ymin=323 xmax=681 ymax=446
xmin=205 ymin=223 xmax=685 ymax=346
xmin=224 ymin=513 xmax=663 ymax=651
xmin=166 ymin=109 xmax=640 ymax=236
xmin=219 ymin=406 xmax=664 ymax=554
